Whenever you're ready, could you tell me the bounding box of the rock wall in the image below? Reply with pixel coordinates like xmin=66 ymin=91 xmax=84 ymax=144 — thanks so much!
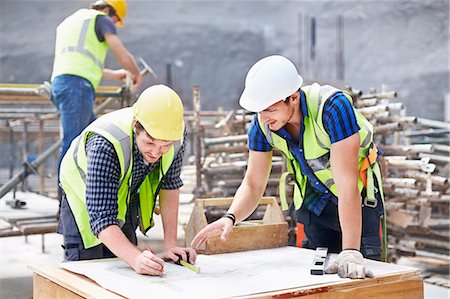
xmin=0 ymin=0 xmax=448 ymax=118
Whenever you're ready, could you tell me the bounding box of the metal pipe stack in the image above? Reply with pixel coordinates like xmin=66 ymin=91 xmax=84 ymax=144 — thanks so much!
xmin=347 ymin=86 xmax=449 ymax=281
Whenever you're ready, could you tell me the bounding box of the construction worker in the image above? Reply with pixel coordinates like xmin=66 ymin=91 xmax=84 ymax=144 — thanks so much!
xmin=50 ymin=0 xmax=142 ymax=180
xmin=191 ymin=55 xmax=385 ymax=279
xmin=57 ymin=85 xmax=196 ymax=276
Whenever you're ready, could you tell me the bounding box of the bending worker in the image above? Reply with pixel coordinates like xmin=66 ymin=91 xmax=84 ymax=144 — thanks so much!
xmin=50 ymin=0 xmax=142 ymax=179
xmin=58 ymin=85 xmax=196 ymax=276
xmin=191 ymin=55 xmax=385 ymax=279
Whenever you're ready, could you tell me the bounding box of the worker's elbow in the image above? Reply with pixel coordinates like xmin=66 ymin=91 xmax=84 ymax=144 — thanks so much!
xmin=240 ymin=178 xmax=266 ymax=196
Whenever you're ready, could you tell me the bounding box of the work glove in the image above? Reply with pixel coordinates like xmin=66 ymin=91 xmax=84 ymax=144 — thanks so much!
xmin=324 ymin=249 xmax=374 ymax=279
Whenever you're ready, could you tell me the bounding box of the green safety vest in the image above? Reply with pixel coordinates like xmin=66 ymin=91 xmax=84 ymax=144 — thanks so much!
xmin=259 ymin=83 xmax=387 ymax=260
xmin=51 ymin=9 xmax=109 ymax=89
xmin=60 ymin=108 xmax=181 ymax=249
xmin=258 ymin=82 xmax=384 ymax=210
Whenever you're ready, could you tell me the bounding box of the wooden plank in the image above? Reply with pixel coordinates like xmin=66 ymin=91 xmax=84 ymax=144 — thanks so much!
xmin=184 ymin=200 xmax=209 ymax=247
xmin=185 ymin=197 xmax=288 ymax=254
xmin=245 ymin=271 xmax=423 ymax=299
xmin=406 ymin=256 xmax=449 ymax=268
xmin=31 ymin=265 xmax=124 ymax=299
xmin=19 ymin=222 xmax=57 ymax=235
xmin=203 ymin=223 xmax=288 ymax=254
xmin=262 ymin=204 xmax=284 ymax=224
xmin=34 ymin=274 xmax=84 ymax=299
xmin=199 ymin=196 xmax=275 ymax=207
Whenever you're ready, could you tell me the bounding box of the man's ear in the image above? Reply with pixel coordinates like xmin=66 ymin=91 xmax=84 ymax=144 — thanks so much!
xmin=290 ymin=91 xmax=300 ymax=104
xmin=132 ymin=120 xmax=137 ymax=134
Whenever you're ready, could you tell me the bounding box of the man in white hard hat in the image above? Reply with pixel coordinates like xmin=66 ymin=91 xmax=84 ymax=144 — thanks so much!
xmin=50 ymin=0 xmax=142 ymax=191
xmin=58 ymin=85 xmax=197 ymax=275
xmin=191 ymin=55 xmax=385 ymax=279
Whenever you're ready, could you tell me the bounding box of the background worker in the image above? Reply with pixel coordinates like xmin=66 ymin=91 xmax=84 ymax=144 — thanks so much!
xmin=191 ymin=55 xmax=385 ymax=279
xmin=50 ymin=0 xmax=142 ymax=181
xmin=58 ymin=85 xmax=196 ymax=276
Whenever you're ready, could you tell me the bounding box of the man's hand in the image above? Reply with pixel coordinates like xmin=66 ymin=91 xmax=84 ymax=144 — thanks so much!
xmin=132 ymin=249 xmax=165 ymax=276
xmin=325 ymin=249 xmax=374 ymax=279
xmin=102 ymin=68 xmax=128 ymax=82
xmin=163 ymin=246 xmax=197 ymax=264
xmin=132 ymin=72 xmax=143 ymax=89
xmin=190 ymin=217 xmax=234 ymax=249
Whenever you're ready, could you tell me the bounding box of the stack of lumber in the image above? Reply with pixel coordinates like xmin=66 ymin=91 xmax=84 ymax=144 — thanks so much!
xmin=347 ymin=86 xmax=449 ymax=279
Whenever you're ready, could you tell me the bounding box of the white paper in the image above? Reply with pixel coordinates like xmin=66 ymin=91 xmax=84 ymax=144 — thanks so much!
xmin=61 ymin=247 xmax=418 ymax=299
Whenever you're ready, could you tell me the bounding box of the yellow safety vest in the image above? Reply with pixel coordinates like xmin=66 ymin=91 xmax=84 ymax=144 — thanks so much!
xmin=51 ymin=9 xmax=109 ymax=89
xmin=259 ymin=83 xmax=387 ymax=260
xmin=258 ymin=83 xmax=384 ymax=209
xmin=60 ymin=108 xmax=181 ymax=248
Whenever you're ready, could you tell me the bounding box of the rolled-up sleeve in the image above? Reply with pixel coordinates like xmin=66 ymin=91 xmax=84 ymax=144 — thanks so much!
xmin=322 ymin=92 xmax=360 ymax=143
xmin=248 ymin=114 xmax=272 ymax=152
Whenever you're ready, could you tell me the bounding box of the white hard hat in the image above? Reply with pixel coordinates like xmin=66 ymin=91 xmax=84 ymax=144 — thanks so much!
xmin=239 ymin=55 xmax=303 ymax=112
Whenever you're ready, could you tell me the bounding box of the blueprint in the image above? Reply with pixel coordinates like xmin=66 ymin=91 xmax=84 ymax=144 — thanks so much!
xmin=61 ymin=247 xmax=417 ymax=299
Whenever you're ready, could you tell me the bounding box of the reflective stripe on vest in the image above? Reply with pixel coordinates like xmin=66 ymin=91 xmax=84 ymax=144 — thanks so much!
xmin=258 ymin=83 xmax=384 ymax=211
xmin=60 ymin=18 xmax=104 ymax=70
xmin=51 ymin=9 xmax=108 ymax=88
xmin=60 ymin=108 xmax=181 ymax=248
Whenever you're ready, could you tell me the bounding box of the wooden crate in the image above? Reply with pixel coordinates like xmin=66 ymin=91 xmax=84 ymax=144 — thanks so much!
xmin=185 ymin=197 xmax=288 ymax=254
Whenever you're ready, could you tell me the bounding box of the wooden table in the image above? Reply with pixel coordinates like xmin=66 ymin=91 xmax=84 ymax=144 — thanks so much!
xmin=31 ymin=263 xmax=423 ymax=299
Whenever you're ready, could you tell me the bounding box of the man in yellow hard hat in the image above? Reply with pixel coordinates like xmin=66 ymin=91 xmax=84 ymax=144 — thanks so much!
xmin=50 ymin=0 xmax=142 ymax=185
xmin=57 ymin=85 xmax=197 ymax=275
xmin=191 ymin=55 xmax=386 ymax=279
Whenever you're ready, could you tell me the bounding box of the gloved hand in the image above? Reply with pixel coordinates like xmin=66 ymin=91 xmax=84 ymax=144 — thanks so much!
xmin=324 ymin=249 xmax=374 ymax=279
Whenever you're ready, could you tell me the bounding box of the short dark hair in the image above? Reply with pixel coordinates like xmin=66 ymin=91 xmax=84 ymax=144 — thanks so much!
xmin=90 ymin=1 xmax=116 ymax=17
xmin=135 ymin=120 xmax=147 ymax=134
xmin=285 ymin=88 xmax=301 ymax=102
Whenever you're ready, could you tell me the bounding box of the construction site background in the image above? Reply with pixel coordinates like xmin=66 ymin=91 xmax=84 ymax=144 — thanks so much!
xmin=0 ymin=0 xmax=448 ymax=118
xmin=0 ymin=1 xmax=449 ymax=298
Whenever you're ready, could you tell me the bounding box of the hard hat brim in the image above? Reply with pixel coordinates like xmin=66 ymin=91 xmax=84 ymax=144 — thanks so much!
xmin=239 ymin=74 xmax=303 ymax=113
xmin=239 ymin=90 xmax=278 ymax=113
xmin=146 ymin=121 xmax=185 ymax=141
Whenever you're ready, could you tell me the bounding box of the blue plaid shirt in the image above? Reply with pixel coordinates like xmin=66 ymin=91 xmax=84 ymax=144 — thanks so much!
xmin=248 ymin=90 xmax=360 ymax=216
xmin=85 ymin=131 xmax=185 ymax=236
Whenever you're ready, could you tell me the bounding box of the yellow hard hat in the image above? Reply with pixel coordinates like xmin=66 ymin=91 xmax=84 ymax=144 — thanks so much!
xmin=133 ymin=85 xmax=185 ymax=141
xmin=104 ymin=0 xmax=127 ymax=27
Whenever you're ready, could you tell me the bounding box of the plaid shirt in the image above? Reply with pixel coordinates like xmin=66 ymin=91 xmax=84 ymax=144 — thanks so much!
xmin=248 ymin=90 xmax=360 ymax=216
xmin=85 ymin=130 xmax=185 ymax=236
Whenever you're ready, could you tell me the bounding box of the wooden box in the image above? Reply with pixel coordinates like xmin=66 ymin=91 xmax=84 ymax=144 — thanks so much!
xmin=184 ymin=197 xmax=288 ymax=254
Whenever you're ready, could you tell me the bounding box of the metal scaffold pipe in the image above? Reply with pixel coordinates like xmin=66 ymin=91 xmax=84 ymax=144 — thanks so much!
xmin=0 ymin=59 xmax=156 ymax=199
xmin=0 ymin=140 xmax=61 ymax=199
xmin=0 ymin=96 xmax=120 ymax=199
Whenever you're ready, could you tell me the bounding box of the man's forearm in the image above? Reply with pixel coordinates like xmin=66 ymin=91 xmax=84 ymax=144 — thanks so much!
xmin=159 ymin=189 xmax=180 ymax=249
xmin=98 ymin=225 xmax=141 ymax=266
xmin=228 ymin=181 xmax=265 ymax=223
xmin=338 ymin=190 xmax=362 ymax=250
xmin=104 ymin=33 xmax=140 ymax=77
xmin=118 ymin=52 xmax=140 ymax=77
xmin=229 ymin=151 xmax=272 ymax=223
